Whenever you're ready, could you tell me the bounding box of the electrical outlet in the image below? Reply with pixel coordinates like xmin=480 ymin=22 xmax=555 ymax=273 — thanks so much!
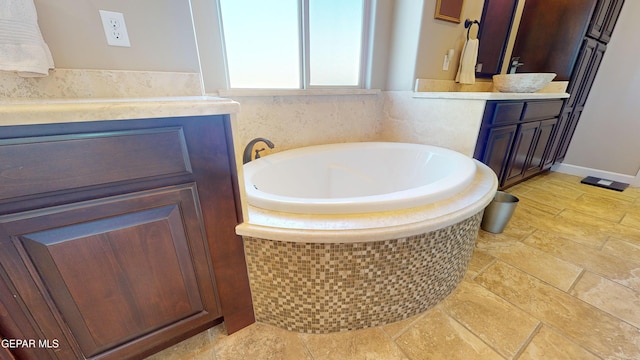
xmin=99 ymin=10 xmax=131 ymax=47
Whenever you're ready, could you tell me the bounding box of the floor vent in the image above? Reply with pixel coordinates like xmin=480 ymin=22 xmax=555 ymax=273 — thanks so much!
xmin=580 ymin=176 xmax=629 ymax=192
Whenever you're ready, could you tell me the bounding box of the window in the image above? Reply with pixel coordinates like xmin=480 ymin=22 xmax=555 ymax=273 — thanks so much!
xmin=219 ymin=0 xmax=369 ymax=89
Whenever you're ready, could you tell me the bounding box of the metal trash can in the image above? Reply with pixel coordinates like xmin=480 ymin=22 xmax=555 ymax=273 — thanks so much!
xmin=481 ymin=191 xmax=519 ymax=234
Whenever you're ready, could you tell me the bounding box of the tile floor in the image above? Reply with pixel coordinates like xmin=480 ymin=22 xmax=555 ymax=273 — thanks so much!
xmin=147 ymin=172 xmax=640 ymax=360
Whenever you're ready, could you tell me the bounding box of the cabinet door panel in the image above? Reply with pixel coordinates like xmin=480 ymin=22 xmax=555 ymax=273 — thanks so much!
xmin=504 ymin=122 xmax=539 ymax=186
xmin=587 ymin=0 xmax=611 ymax=39
xmin=575 ymin=42 xmax=606 ymax=109
xmin=0 ymin=184 xmax=221 ymax=359
xmin=556 ymin=110 xmax=583 ymax=162
xmin=601 ymin=0 xmax=624 ymax=43
xmin=481 ymin=125 xmax=518 ymax=183
xmin=0 ymin=128 xmax=192 ymax=202
xmin=525 ymin=118 xmax=559 ymax=177
xmin=566 ymin=38 xmax=597 ymax=109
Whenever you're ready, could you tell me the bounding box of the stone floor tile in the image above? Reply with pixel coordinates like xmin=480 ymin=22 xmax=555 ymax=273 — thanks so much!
xmin=565 ymin=194 xmax=630 ymax=223
xmin=514 ymin=192 xmax=565 ymax=216
xmin=475 ymin=261 xmax=640 ymax=359
xmin=602 ymin=238 xmax=640 ymax=264
xmin=395 ymin=308 xmax=503 ymax=360
xmin=441 ymin=280 xmax=539 ymax=358
xmin=526 ymin=179 xmax=586 ymax=200
xmin=517 ymin=187 xmax=576 ymax=211
xmin=145 ymin=328 xmax=215 ymax=360
xmin=571 ymin=271 xmax=640 ymax=329
xmin=465 ymin=248 xmax=495 ymax=279
xmin=381 ymin=312 xmax=424 ymax=340
xmin=524 ymin=230 xmax=640 ymax=292
xmin=301 ymin=327 xmax=408 ymax=360
xmin=477 ymin=232 xmax=582 ymax=291
xmin=518 ymin=325 xmax=600 ymax=360
xmin=213 ymin=323 xmax=311 ymax=360
xmin=621 ymin=212 xmax=640 ymax=230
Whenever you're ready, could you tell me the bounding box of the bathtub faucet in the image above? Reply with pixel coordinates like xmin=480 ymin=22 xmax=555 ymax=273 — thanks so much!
xmin=243 ymin=137 xmax=275 ymax=164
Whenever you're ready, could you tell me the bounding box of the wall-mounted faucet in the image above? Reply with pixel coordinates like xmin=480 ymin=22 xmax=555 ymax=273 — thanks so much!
xmin=509 ymin=57 xmax=524 ymax=74
xmin=243 ymin=137 xmax=275 ymax=164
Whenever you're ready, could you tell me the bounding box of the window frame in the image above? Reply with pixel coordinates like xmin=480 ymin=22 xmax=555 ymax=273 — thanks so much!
xmin=219 ymin=0 xmax=371 ymax=90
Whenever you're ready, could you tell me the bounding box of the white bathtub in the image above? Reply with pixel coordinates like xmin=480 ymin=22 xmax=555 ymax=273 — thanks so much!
xmin=243 ymin=142 xmax=477 ymax=214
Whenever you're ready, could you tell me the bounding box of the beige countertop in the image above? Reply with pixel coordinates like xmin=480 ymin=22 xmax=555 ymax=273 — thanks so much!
xmin=0 ymin=96 xmax=240 ymax=126
xmin=412 ymin=91 xmax=570 ymax=100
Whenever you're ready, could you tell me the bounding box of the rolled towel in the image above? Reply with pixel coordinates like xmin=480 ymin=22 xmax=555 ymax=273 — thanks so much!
xmin=455 ymin=38 xmax=478 ymax=85
xmin=0 ymin=0 xmax=55 ymax=77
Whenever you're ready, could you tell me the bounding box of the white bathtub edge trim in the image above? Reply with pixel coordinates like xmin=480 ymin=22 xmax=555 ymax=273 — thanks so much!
xmin=236 ymin=160 xmax=498 ymax=243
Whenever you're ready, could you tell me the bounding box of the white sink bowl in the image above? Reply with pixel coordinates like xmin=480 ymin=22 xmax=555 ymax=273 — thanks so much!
xmin=492 ymin=73 xmax=557 ymax=93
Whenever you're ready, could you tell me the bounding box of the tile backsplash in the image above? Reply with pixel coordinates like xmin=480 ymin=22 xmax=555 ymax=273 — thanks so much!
xmin=0 ymin=69 xmax=202 ymax=99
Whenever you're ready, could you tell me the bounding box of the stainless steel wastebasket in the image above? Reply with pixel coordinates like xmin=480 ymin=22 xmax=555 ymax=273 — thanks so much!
xmin=481 ymin=191 xmax=519 ymax=233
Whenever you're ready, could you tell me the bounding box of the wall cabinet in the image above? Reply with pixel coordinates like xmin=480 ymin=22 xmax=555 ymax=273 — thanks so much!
xmin=0 ymin=116 xmax=254 ymax=359
xmin=475 ymin=100 xmax=563 ymax=189
xmin=552 ymin=0 xmax=622 ymax=163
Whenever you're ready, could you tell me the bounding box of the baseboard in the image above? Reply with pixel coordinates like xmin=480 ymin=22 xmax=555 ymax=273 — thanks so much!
xmin=551 ymin=163 xmax=637 ymax=186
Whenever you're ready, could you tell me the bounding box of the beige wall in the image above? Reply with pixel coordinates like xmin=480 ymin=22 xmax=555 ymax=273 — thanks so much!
xmin=34 ymin=0 xmax=200 ymax=72
xmin=563 ymin=1 xmax=640 ymax=177
xmin=414 ymin=0 xmax=484 ymax=81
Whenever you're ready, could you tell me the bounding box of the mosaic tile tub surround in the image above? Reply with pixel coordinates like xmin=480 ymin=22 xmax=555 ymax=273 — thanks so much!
xmin=243 ymin=211 xmax=483 ymax=333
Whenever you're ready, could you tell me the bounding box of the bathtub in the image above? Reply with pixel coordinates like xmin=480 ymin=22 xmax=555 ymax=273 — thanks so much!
xmin=236 ymin=142 xmax=498 ymax=333
xmin=243 ymin=142 xmax=477 ymax=214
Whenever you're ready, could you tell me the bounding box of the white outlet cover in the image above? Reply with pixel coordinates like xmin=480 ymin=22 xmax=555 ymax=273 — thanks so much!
xmin=99 ymin=10 xmax=131 ymax=47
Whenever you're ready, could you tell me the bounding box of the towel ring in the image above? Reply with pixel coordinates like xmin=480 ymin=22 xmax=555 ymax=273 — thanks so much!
xmin=464 ymin=19 xmax=480 ymax=40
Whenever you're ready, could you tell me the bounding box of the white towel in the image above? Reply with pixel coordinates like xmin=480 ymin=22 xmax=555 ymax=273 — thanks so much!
xmin=455 ymin=38 xmax=478 ymax=85
xmin=0 ymin=0 xmax=54 ymax=77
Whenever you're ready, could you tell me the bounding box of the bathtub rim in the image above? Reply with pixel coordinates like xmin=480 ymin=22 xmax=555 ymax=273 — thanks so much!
xmin=243 ymin=142 xmax=478 ymax=215
xmin=236 ymin=160 xmax=498 ymax=243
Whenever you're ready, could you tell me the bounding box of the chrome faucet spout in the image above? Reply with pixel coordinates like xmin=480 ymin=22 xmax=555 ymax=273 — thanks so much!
xmin=243 ymin=137 xmax=275 ymax=164
xmin=509 ymin=57 xmax=524 ymax=74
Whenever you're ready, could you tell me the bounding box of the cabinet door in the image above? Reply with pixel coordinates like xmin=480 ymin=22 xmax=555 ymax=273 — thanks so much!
xmin=575 ymin=42 xmax=606 ymax=109
xmin=556 ymin=110 xmax=583 ymax=162
xmin=481 ymin=125 xmax=518 ymax=183
xmin=504 ymin=122 xmax=540 ymax=187
xmin=0 ymin=185 xmax=221 ymax=360
xmin=525 ymin=118 xmax=559 ymax=177
xmin=549 ymin=111 xmax=572 ymax=165
xmin=566 ymin=38 xmax=598 ymax=109
xmin=601 ymin=0 xmax=624 ymax=43
xmin=587 ymin=0 xmax=612 ymax=39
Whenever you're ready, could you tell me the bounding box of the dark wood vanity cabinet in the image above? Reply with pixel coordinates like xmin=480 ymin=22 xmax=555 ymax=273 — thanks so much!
xmin=0 ymin=116 xmax=254 ymax=359
xmin=475 ymin=100 xmax=563 ymax=189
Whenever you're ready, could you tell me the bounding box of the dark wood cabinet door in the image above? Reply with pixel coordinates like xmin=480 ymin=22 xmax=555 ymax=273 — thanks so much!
xmin=481 ymin=125 xmax=518 ymax=183
xmin=587 ymin=0 xmax=612 ymax=39
xmin=556 ymin=110 xmax=583 ymax=163
xmin=575 ymin=42 xmax=606 ymax=109
xmin=525 ymin=118 xmax=559 ymax=177
xmin=0 ymin=185 xmax=221 ymax=360
xmin=549 ymin=111 xmax=572 ymax=165
xmin=504 ymin=122 xmax=540 ymax=187
xmin=566 ymin=38 xmax=598 ymax=109
xmin=601 ymin=0 xmax=624 ymax=43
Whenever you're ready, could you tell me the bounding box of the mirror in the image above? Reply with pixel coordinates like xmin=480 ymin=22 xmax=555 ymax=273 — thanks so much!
xmin=477 ymin=0 xmax=599 ymax=80
xmin=475 ymin=0 xmax=519 ymax=77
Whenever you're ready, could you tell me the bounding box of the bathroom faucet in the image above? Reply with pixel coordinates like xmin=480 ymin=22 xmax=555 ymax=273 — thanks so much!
xmin=243 ymin=137 xmax=275 ymax=164
xmin=509 ymin=57 xmax=524 ymax=74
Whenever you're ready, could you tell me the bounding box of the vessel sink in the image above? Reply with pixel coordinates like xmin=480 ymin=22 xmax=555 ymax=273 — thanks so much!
xmin=492 ymin=73 xmax=557 ymax=93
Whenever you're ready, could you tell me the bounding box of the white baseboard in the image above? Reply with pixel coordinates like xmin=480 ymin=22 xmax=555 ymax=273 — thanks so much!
xmin=551 ymin=163 xmax=638 ymax=187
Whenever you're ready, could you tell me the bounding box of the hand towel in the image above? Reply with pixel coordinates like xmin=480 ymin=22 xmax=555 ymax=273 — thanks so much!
xmin=455 ymin=38 xmax=478 ymax=85
xmin=0 ymin=0 xmax=54 ymax=77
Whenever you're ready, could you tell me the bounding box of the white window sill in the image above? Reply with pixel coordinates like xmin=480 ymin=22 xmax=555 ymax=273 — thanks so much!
xmin=216 ymin=88 xmax=380 ymax=97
